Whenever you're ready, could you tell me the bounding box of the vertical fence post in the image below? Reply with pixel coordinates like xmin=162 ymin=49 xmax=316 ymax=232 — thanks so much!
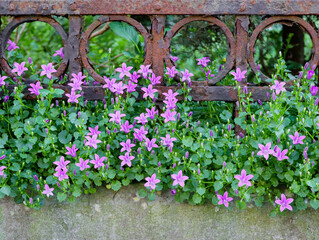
xmin=68 ymin=16 xmax=83 ymax=80
xmin=234 ymin=15 xmax=249 ymax=135
xmin=150 ymin=15 xmax=166 ymax=82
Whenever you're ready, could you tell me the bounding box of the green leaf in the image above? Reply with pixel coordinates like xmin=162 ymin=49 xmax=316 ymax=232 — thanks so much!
xmin=148 ymin=192 xmax=156 ymax=201
xmin=254 ymin=196 xmax=264 ymax=207
xmin=310 ymin=199 xmax=319 ymax=210
xmin=220 ymin=110 xmax=232 ymax=121
xmin=0 ymin=185 xmax=11 ymax=196
xmin=291 ymin=181 xmax=301 ymax=193
xmin=57 ymin=192 xmax=67 ymax=202
xmin=10 ymin=162 xmax=20 ymax=172
xmin=192 ymin=193 xmax=202 ymax=204
xmin=122 ymin=178 xmax=130 ymax=186
xmin=135 ymin=174 xmax=144 ymax=181
xmin=138 ymin=188 xmax=148 ymax=198
xmin=214 ymin=181 xmax=223 ymax=191
xmin=72 ymin=187 xmax=82 ymax=197
xmin=196 ymin=187 xmax=206 ymax=196
xmin=106 ymin=169 xmax=116 ymax=179
xmin=111 ymin=180 xmax=122 ymax=191
xmin=182 ymin=136 xmax=193 ymax=148
xmin=14 ymin=128 xmax=24 ymax=138
xmin=295 ymin=197 xmax=307 ymax=210
xmin=58 ymin=130 xmax=72 ymax=144
xmin=236 ymin=200 xmax=246 ymax=210
xmin=109 ymin=22 xmax=139 ymax=45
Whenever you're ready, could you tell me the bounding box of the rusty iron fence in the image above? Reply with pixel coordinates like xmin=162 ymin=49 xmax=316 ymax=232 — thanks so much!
xmin=0 ymin=1 xmax=318 ymax=110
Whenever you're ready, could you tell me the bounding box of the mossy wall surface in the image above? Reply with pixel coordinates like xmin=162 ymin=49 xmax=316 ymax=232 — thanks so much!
xmin=1 ymin=184 xmax=319 ymax=240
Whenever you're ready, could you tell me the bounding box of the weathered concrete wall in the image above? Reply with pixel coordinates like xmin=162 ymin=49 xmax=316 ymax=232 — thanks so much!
xmin=0 ymin=184 xmax=318 ymax=240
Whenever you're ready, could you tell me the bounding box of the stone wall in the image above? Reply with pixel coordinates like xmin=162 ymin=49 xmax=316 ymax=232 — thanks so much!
xmin=0 ymin=184 xmax=318 ymax=240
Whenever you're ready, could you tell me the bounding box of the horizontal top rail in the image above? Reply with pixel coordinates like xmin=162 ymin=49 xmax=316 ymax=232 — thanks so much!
xmin=1 ymin=0 xmax=319 ymax=16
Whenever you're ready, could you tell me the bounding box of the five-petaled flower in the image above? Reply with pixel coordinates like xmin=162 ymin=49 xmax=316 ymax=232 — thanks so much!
xmin=160 ymin=134 xmax=177 ymax=149
xmin=181 ymin=69 xmax=194 ymax=82
xmin=196 ymin=57 xmax=210 ymax=67
xmin=144 ymin=137 xmax=159 ymax=151
xmin=75 ymin=158 xmax=90 ymax=171
xmin=120 ymin=139 xmax=135 ymax=153
xmin=53 ymin=156 xmax=70 ymax=171
xmin=141 ymin=84 xmax=158 ymax=99
xmin=165 ymin=66 xmax=179 ymax=78
xmin=144 ymin=173 xmax=161 ymax=190
xmin=90 ymin=154 xmax=106 ymax=169
xmin=119 ymin=152 xmax=135 ymax=167
xmin=66 ymin=91 xmax=81 ymax=103
xmin=133 ymin=126 xmax=148 ymax=142
xmin=257 ymin=142 xmax=274 ymax=160
xmin=42 ymin=184 xmax=54 ymax=197
xmin=289 ymin=131 xmax=306 ymax=145
xmin=120 ymin=120 xmax=133 ymax=133
xmin=230 ymin=67 xmax=247 ymax=82
xmin=270 ymin=80 xmax=286 ymax=95
xmin=160 ymin=109 xmax=176 ymax=123
xmin=7 ymin=39 xmax=19 ymax=51
xmin=138 ymin=64 xmax=152 ymax=79
xmin=109 ymin=110 xmax=126 ymax=124
xmin=28 ymin=82 xmax=43 ymax=96
xmin=234 ymin=169 xmax=254 ymax=187
xmin=217 ymin=191 xmax=233 ymax=207
xmin=12 ymin=62 xmax=28 ymax=76
xmin=273 ymin=146 xmax=289 ymax=161
xmin=171 ymin=170 xmax=189 ymax=187
xmin=0 ymin=166 xmax=6 ymax=176
xmin=115 ymin=63 xmax=133 ymax=79
xmin=65 ymin=144 xmax=78 ymax=158
xmin=275 ymin=193 xmax=293 ymax=212
xmin=85 ymin=135 xmax=102 ymax=149
xmin=40 ymin=63 xmax=57 ymax=79
xmin=88 ymin=125 xmax=101 ymax=136
xmin=53 ymin=47 xmax=64 ymax=59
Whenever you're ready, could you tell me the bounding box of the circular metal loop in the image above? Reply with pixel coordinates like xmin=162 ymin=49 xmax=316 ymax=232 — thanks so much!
xmin=0 ymin=16 xmax=68 ymax=80
xmin=80 ymin=15 xmax=151 ymax=84
xmin=164 ymin=16 xmax=236 ymax=86
xmin=248 ymin=16 xmax=319 ymax=83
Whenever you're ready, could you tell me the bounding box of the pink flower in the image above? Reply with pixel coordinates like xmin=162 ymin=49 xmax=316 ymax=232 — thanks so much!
xmin=149 ymin=73 xmax=161 ymax=85
xmin=126 ymin=80 xmax=137 ymax=93
xmin=275 ymin=193 xmax=293 ymax=212
xmin=42 ymin=184 xmax=54 ymax=197
xmin=120 ymin=139 xmax=135 ymax=153
xmin=146 ymin=107 xmax=158 ymax=120
xmin=307 ymin=70 xmax=315 ymax=80
xmin=65 ymin=144 xmax=78 ymax=158
xmin=217 ymin=191 xmax=233 ymax=207
xmin=170 ymin=56 xmax=179 ymax=63
xmin=119 ymin=152 xmax=135 ymax=167
xmin=234 ymin=169 xmax=254 ymax=187
xmin=163 ymin=89 xmax=179 ymax=100
xmin=311 ymin=85 xmax=318 ymax=96
xmin=12 ymin=62 xmax=28 ymax=76
xmin=102 ymin=77 xmax=116 ymax=91
xmin=196 ymin=57 xmax=210 ymax=67
xmin=134 ymin=113 xmax=149 ymax=125
xmin=133 ymin=126 xmax=148 ymax=142
xmin=0 ymin=166 xmax=6 ymax=176
xmin=289 ymin=131 xmax=306 ymax=145
xmin=144 ymin=173 xmax=161 ymax=190
xmin=273 ymin=146 xmax=289 ymax=161
xmin=0 ymin=75 xmax=8 ymax=86
xmin=40 ymin=63 xmax=57 ymax=79
xmin=75 ymin=158 xmax=90 ymax=171
xmin=53 ymin=47 xmax=64 ymax=59
xmin=230 ymin=67 xmax=247 ymax=82
xmin=138 ymin=64 xmax=152 ymax=79
xmin=53 ymin=156 xmax=70 ymax=171
xmin=90 ymin=154 xmax=106 ymax=169
xmin=88 ymin=125 xmax=101 ymax=136
xmin=181 ymin=69 xmax=194 ymax=82
xmin=112 ymin=81 xmax=127 ymax=95
xmin=160 ymin=134 xmax=177 ymax=148
xmin=144 ymin=137 xmax=159 ymax=151
xmin=7 ymin=39 xmax=19 ymax=51
xmin=120 ymin=120 xmax=133 ymax=133
xmin=66 ymin=90 xmax=81 ymax=103
xmin=165 ymin=66 xmax=178 ymax=78
xmin=141 ymin=84 xmax=158 ymax=99
xmin=28 ymin=81 xmax=43 ymax=96
xmin=109 ymin=110 xmax=126 ymax=124
xmin=160 ymin=109 xmax=176 ymax=123
xmin=54 ymin=168 xmax=69 ymax=181
xmin=257 ymin=142 xmax=274 ymax=160
xmin=85 ymin=135 xmax=102 ymax=149
xmin=130 ymin=71 xmax=140 ymax=83
xmin=270 ymin=80 xmax=286 ymax=95
xmin=115 ymin=63 xmax=133 ymax=79
xmin=171 ymin=170 xmax=189 ymax=187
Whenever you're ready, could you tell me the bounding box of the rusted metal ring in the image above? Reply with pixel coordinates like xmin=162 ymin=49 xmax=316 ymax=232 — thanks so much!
xmin=0 ymin=16 xmax=68 ymax=80
xmin=80 ymin=15 xmax=151 ymax=83
xmin=248 ymin=16 xmax=319 ymax=83
xmin=164 ymin=16 xmax=236 ymax=86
